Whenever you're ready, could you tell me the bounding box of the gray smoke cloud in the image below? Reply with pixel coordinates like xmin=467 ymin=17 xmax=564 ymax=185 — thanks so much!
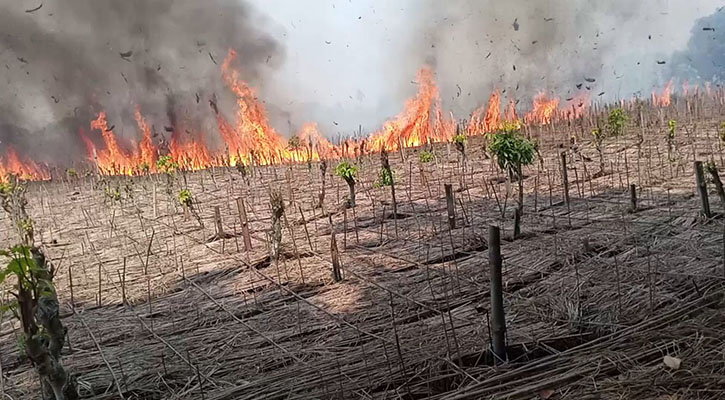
xmin=0 ymin=0 xmax=283 ymax=163
xmin=670 ymin=7 xmax=724 ymax=83
xmin=252 ymin=0 xmax=722 ymax=135
xmin=1 ymin=0 xmax=722 ymax=166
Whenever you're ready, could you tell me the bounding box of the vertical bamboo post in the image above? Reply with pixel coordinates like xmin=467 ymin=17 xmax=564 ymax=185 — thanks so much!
xmin=488 ymin=225 xmax=506 ymax=361
xmin=236 ymin=197 xmax=252 ymax=251
xmin=694 ymin=161 xmax=712 ymax=218
xmin=444 ymin=183 xmax=456 ymax=229
xmin=330 ymin=216 xmax=342 ymax=282
xmin=213 ymin=206 xmax=224 ymax=238
xmin=560 ymin=152 xmax=570 ymax=207
xmin=630 ymin=184 xmax=637 ymax=213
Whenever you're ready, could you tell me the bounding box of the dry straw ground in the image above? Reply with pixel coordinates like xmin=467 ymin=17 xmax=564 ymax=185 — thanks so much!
xmin=2 ymin=94 xmax=725 ymax=399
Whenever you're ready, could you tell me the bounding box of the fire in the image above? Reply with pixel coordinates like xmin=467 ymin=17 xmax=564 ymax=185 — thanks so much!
xmin=504 ymin=99 xmax=518 ymax=122
xmin=85 ymin=111 xmax=158 ymax=175
xmin=0 ymin=148 xmax=50 ymax=182
xmin=2 ymin=47 xmax=688 ymax=183
xmin=468 ymin=90 xmax=502 ymax=135
xmin=652 ymin=80 xmax=673 ymax=107
xmin=525 ymin=93 xmax=559 ymax=125
xmin=368 ymin=67 xmax=445 ymax=152
xmin=221 ymin=49 xmax=294 ymax=165
xmin=562 ymin=93 xmax=589 ymax=120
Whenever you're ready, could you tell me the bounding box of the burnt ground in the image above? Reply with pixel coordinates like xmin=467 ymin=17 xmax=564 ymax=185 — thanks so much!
xmin=2 ymin=96 xmax=725 ymax=399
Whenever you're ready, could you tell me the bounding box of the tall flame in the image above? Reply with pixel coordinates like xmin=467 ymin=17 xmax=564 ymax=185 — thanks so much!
xmin=525 ymin=93 xmax=559 ymax=125
xmin=0 ymin=148 xmax=50 ymax=182
xmin=652 ymin=80 xmax=673 ymax=107
xmin=2 ymin=48 xmax=691 ymax=183
xmin=368 ymin=67 xmax=443 ymax=152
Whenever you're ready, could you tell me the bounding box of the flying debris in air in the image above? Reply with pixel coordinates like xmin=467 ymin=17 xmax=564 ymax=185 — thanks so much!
xmin=598 ymin=92 xmax=605 ymax=96
xmin=325 ymin=41 xmax=332 ymax=44
xmin=703 ymin=27 xmax=715 ymax=31
xmin=512 ymin=18 xmax=519 ymax=31
xmin=119 ymin=51 xmax=132 ymax=62
xmin=164 ymin=126 xmax=174 ymax=132
xmin=576 ymin=83 xmax=583 ymax=89
xmin=25 ymin=3 xmax=42 ymax=13
xmin=17 ymin=57 xmax=28 ymax=64
xmin=584 ymin=77 xmax=596 ymax=83
xmin=544 ymin=17 xmax=554 ymax=22
xmin=209 ymin=52 xmax=217 ymax=65
xmin=513 ymin=64 xmax=516 ymax=71
xmin=106 ymin=125 xmax=115 ymax=132
xmin=656 ymin=60 xmax=666 ymax=65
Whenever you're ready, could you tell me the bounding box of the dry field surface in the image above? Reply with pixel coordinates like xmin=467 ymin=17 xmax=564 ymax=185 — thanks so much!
xmin=2 ymin=97 xmax=725 ymax=399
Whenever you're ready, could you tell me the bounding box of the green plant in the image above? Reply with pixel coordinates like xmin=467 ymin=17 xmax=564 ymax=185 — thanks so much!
xmin=1 ymin=245 xmax=77 ymax=399
xmin=499 ymin=120 xmax=522 ymax=134
xmin=104 ymin=185 xmax=121 ymax=202
xmin=606 ymin=108 xmax=628 ymax=136
xmin=178 ymin=188 xmax=193 ymax=207
xmin=0 ymin=178 xmax=34 ymax=246
xmin=156 ymin=155 xmax=178 ymax=174
xmin=334 ymin=161 xmax=358 ymax=207
xmin=139 ymin=162 xmax=150 ymax=174
xmin=418 ymin=150 xmax=434 ymax=163
xmin=66 ymin=168 xmax=77 ymax=178
xmin=452 ymin=134 xmax=467 ymax=145
xmin=235 ymin=162 xmax=249 ymax=178
xmin=666 ymin=120 xmax=678 ymax=161
xmin=489 ymin=128 xmax=536 ymax=212
xmin=375 ymin=167 xmax=395 ymax=188
xmin=287 ymin=135 xmax=301 ymax=150
xmin=334 ymin=161 xmax=358 ymax=182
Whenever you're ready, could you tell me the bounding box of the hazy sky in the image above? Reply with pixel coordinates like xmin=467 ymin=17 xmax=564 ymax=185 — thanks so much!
xmin=0 ymin=0 xmax=722 ymax=145
xmin=247 ymin=0 xmax=723 ymax=136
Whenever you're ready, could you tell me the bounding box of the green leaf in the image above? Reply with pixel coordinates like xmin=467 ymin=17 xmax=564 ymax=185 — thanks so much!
xmin=0 ymin=300 xmax=18 ymax=315
xmin=6 ymin=259 xmax=24 ymax=276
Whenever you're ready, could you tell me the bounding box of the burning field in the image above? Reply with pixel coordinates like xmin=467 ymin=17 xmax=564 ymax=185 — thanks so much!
xmin=0 ymin=88 xmax=725 ymax=399
xmin=2 ymin=1 xmax=725 ymax=400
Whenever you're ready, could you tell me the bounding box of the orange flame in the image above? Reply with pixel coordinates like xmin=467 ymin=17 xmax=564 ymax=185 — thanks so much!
xmin=0 ymin=148 xmax=50 ymax=182
xmin=368 ymin=67 xmax=444 ymax=152
xmin=468 ymin=90 xmax=502 ymax=135
xmin=652 ymin=80 xmax=673 ymax=107
xmin=525 ymin=93 xmax=559 ymax=125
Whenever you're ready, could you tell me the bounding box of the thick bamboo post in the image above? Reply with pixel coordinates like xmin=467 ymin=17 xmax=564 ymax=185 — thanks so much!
xmin=444 ymin=183 xmax=456 ymax=229
xmin=694 ymin=161 xmax=712 ymax=218
xmin=236 ymin=197 xmax=252 ymax=251
xmin=488 ymin=225 xmax=506 ymax=361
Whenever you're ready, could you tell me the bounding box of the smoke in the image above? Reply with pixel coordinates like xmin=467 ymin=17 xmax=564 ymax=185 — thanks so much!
xmin=670 ymin=7 xmax=725 ymax=83
xmin=0 ymin=0 xmax=283 ymax=163
xmin=1 ymin=0 xmax=722 ymax=166
xmin=252 ymin=0 xmax=722 ymax=135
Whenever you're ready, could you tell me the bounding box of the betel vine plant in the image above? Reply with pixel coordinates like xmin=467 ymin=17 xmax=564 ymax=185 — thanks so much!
xmin=488 ymin=123 xmax=536 ymax=213
xmin=156 ymin=155 xmax=179 ymax=195
xmin=178 ymin=188 xmax=203 ymax=227
xmin=334 ymin=161 xmax=359 ymax=208
xmin=0 ymin=177 xmax=78 ymax=400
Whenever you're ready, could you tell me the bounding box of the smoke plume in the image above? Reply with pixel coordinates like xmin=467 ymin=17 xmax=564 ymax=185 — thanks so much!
xmin=0 ymin=0 xmax=283 ymax=163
